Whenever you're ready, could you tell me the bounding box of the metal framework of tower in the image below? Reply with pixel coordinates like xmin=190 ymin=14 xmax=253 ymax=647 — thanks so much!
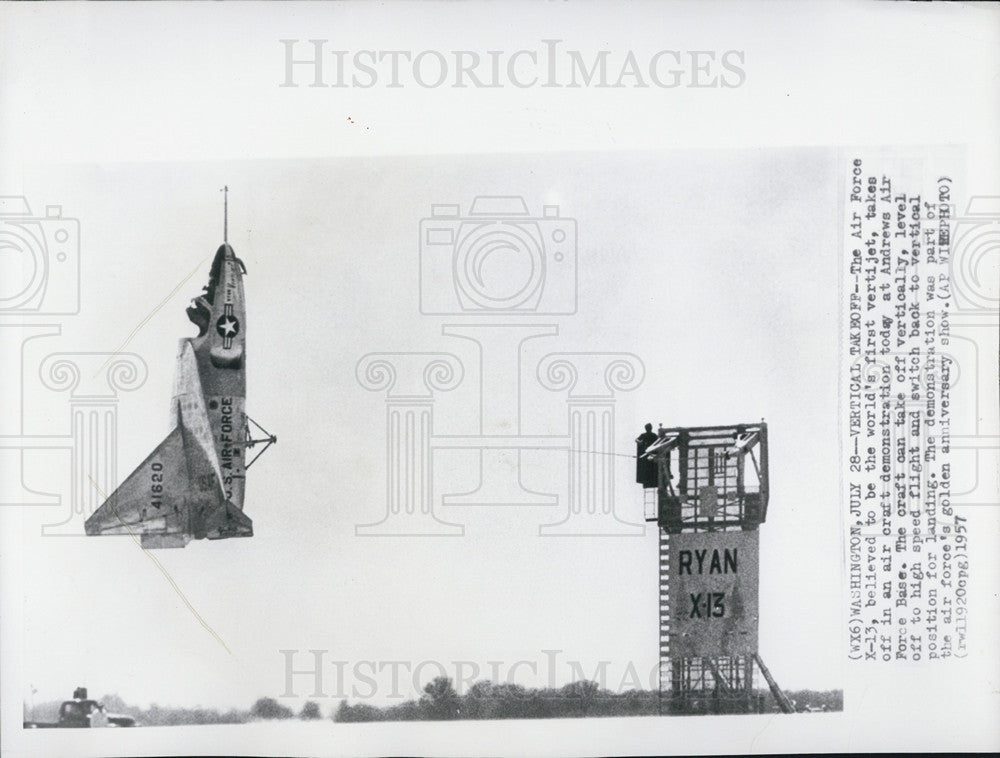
xmin=639 ymin=421 xmax=792 ymax=715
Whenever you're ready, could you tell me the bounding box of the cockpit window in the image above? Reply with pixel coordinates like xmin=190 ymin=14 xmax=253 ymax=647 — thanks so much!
xmin=204 ymin=246 xmax=226 ymax=304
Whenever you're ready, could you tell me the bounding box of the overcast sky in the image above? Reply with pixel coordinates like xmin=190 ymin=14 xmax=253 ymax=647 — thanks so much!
xmin=16 ymin=148 xmax=844 ymax=710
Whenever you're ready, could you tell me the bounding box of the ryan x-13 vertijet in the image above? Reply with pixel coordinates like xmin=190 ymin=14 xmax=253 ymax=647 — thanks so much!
xmin=86 ymin=190 xmax=275 ymax=548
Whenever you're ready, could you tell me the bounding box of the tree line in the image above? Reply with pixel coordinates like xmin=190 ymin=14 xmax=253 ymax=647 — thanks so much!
xmin=334 ymin=676 xmax=844 ymax=721
xmin=27 ymin=680 xmax=841 ymax=725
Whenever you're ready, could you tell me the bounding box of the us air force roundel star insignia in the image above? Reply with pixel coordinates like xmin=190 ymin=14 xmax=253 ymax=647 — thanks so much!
xmin=216 ymin=304 xmax=240 ymax=348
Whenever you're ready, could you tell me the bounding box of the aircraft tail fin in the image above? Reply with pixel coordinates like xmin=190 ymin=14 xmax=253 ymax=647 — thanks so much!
xmin=85 ymin=427 xmax=188 ymax=538
xmin=85 ymin=425 xmax=252 ymax=546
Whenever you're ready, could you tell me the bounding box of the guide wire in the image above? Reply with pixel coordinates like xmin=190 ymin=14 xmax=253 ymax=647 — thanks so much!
xmin=519 ymin=447 xmax=644 ymax=459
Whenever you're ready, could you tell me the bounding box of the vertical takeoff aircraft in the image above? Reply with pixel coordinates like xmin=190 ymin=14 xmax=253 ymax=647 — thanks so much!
xmin=85 ymin=189 xmax=275 ymax=548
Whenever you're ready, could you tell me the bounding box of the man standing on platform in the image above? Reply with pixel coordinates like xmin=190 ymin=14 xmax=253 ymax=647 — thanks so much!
xmin=635 ymin=423 xmax=659 ymax=488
